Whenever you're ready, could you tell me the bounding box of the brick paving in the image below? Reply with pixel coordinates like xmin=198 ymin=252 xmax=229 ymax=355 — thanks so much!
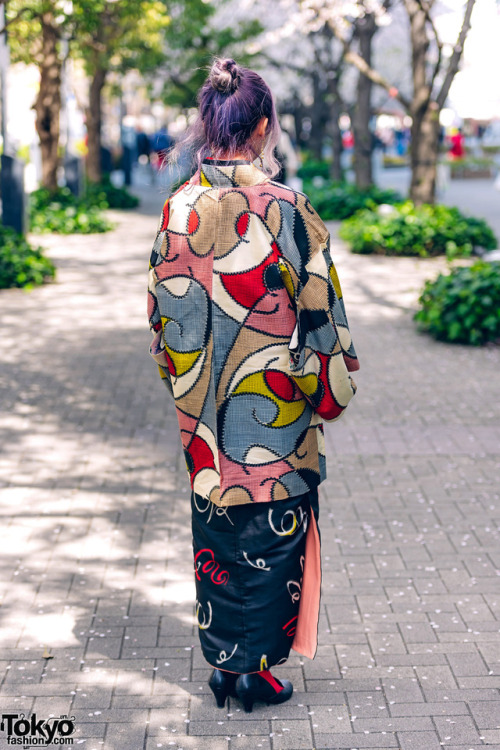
xmin=0 ymin=181 xmax=499 ymax=750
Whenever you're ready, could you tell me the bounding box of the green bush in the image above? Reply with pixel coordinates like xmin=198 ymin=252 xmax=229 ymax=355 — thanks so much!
xmin=446 ymin=156 xmax=494 ymax=178
xmin=297 ymin=158 xmax=332 ymax=182
xmin=30 ymin=187 xmax=113 ymax=234
xmin=0 ymin=224 xmax=56 ymax=289
xmin=339 ymin=201 xmax=497 ymax=258
xmin=414 ymin=261 xmax=500 ymax=345
xmin=85 ymin=176 xmax=139 ymax=209
xmin=307 ymin=182 xmax=402 ymax=221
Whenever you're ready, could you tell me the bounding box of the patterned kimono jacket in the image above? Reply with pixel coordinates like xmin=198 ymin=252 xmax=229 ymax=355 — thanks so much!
xmin=148 ymin=159 xmax=359 ymax=507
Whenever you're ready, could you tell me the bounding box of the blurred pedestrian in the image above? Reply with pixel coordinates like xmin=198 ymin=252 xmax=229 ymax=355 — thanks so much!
xmin=136 ymin=125 xmax=151 ymax=163
xmin=147 ymin=57 xmax=359 ymax=713
xmin=448 ymin=127 xmax=465 ymax=159
xmin=135 ymin=125 xmax=154 ymax=183
xmin=151 ymin=125 xmax=174 ymax=172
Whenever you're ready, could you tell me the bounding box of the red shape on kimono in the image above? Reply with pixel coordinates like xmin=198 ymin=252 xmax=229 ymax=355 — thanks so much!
xmin=188 ymin=208 xmax=200 ymax=234
xmin=185 ymin=434 xmax=217 ymax=482
xmin=236 ymin=212 xmax=249 ymax=237
xmin=219 ymin=241 xmax=280 ymax=309
xmin=314 ymin=352 xmax=346 ymax=421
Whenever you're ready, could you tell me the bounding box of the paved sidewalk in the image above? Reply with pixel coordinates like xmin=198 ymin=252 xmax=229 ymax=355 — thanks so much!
xmin=0 ymin=183 xmax=499 ymax=750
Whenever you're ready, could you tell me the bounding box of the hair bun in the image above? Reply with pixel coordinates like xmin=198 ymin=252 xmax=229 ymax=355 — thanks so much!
xmin=209 ymin=58 xmax=241 ymax=94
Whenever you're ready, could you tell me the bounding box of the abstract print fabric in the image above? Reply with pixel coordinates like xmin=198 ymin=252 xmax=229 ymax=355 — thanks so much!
xmin=191 ymin=487 xmax=320 ymax=673
xmin=148 ymin=160 xmax=359 ymax=507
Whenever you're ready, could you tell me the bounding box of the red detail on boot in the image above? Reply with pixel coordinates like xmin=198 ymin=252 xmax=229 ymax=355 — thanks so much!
xmin=258 ymin=669 xmax=284 ymax=693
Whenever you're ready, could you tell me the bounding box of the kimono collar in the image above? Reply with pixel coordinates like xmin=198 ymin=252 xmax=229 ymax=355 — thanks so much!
xmin=198 ymin=158 xmax=270 ymax=188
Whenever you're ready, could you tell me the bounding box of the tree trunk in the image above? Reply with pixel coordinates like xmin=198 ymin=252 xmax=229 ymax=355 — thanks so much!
xmin=352 ymin=12 xmax=376 ymax=190
xmin=407 ymin=0 xmax=436 ymax=204
xmin=330 ymin=85 xmax=344 ymax=182
xmin=328 ymin=73 xmax=343 ymax=182
xmin=33 ymin=12 xmax=61 ymax=193
xmin=409 ymin=103 xmax=440 ymax=205
xmin=308 ymin=71 xmax=326 ymax=161
xmin=85 ymin=66 xmax=106 ymax=183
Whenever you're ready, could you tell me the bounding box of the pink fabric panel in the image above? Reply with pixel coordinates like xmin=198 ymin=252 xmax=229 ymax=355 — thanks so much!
xmin=292 ymin=511 xmax=321 ymax=660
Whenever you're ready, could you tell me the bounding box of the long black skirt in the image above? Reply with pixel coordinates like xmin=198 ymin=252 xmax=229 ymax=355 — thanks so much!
xmin=191 ymin=488 xmax=321 ymax=674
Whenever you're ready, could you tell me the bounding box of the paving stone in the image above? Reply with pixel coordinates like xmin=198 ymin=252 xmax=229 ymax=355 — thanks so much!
xmin=229 ymin=737 xmax=271 ymax=750
xmin=398 ymin=730 xmax=443 ymax=750
xmin=188 ymin=720 xmax=269 ymax=735
xmin=313 ymin=732 xmax=399 ymax=747
xmin=433 ymin=714 xmax=482 ymax=744
xmin=105 ymin=723 xmax=148 ymax=748
xmin=389 ymin=701 xmax=468 ymax=717
xmin=306 ymin=704 xmax=350 ymax=731
xmin=71 ymin=722 xmax=108 ymax=739
xmin=446 ymin=651 xmax=489 ymax=677
xmin=423 ymin=687 xmax=500 ymax=702
xmin=479 ymin=730 xmax=500 ymax=744
xmin=465 ymin=701 xmax=500 ymax=729
xmin=357 ymin=716 xmax=437 ymax=733
xmin=270 ymin=718 xmax=313 ymax=748
xmin=145 ymin=738 xmax=228 ymax=750
xmin=412 ymin=665 xmax=457 ymax=689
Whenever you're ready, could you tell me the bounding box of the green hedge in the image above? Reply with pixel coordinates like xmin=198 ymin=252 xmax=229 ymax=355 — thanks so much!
xmin=30 ymin=187 xmax=113 ymax=234
xmin=297 ymin=159 xmax=331 ymax=182
xmin=307 ymin=182 xmax=402 ymax=221
xmin=339 ymin=201 xmax=497 ymax=258
xmin=85 ymin=176 xmax=139 ymax=209
xmin=415 ymin=261 xmax=500 ymax=345
xmin=29 ymin=179 xmax=139 ymax=234
xmin=0 ymin=224 xmax=56 ymax=289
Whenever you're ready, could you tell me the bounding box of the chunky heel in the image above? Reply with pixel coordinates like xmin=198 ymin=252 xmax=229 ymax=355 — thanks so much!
xmin=211 ymin=685 xmax=228 ymax=708
xmin=242 ymin=696 xmax=254 ymax=713
xmin=235 ymin=671 xmax=293 ymax=713
xmin=208 ymin=668 xmax=238 ymax=709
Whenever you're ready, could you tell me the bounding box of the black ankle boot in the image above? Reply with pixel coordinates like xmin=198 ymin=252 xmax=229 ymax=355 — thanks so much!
xmin=208 ymin=668 xmax=238 ymax=708
xmin=235 ymin=670 xmax=293 ymax=713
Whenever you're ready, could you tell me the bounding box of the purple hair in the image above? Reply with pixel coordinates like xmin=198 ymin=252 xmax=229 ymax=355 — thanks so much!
xmin=169 ymin=58 xmax=281 ymax=181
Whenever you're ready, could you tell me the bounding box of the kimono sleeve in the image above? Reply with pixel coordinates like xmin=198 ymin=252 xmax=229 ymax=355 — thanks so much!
xmin=147 ymin=200 xmax=174 ymax=397
xmin=285 ymin=203 xmax=359 ymax=422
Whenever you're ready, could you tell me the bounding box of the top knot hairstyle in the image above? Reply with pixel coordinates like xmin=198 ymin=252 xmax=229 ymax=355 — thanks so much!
xmin=169 ymin=57 xmax=282 ymax=181
xmin=209 ymin=58 xmax=241 ymax=94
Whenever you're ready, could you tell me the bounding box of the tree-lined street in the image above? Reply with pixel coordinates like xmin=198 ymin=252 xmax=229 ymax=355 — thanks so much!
xmin=0 ymin=181 xmax=498 ymax=749
xmin=1 ymin=0 xmax=500 ymax=747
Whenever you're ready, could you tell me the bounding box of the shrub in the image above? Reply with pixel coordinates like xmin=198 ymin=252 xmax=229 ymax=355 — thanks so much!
xmin=339 ymin=201 xmax=497 ymax=258
xmin=0 ymin=224 xmax=56 ymax=289
xmin=307 ymin=182 xmax=402 ymax=221
xmin=382 ymin=154 xmax=410 ymax=168
xmin=29 ymin=187 xmax=113 ymax=234
xmin=85 ymin=176 xmax=139 ymax=209
xmin=447 ymin=157 xmax=494 ymax=179
xmin=414 ymin=260 xmax=500 ymax=345
xmin=297 ymin=159 xmax=332 ymax=182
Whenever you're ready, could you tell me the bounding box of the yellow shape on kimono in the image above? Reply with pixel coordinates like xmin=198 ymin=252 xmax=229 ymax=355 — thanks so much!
xmin=233 ymin=371 xmax=305 ymax=428
xmin=291 ymin=372 xmax=318 ymax=397
xmin=164 ymin=344 xmax=202 ymax=377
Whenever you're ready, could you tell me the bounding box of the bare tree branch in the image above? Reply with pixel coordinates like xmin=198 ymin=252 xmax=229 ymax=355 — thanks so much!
xmin=437 ymin=0 xmax=476 ymax=108
xmin=321 ymin=2 xmax=410 ymax=111
xmin=260 ymin=51 xmax=307 ymax=75
xmin=343 ymin=45 xmax=411 ymax=110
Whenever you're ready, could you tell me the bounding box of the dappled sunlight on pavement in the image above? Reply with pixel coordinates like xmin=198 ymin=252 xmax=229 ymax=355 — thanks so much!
xmin=0 ymin=187 xmax=499 ymax=750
